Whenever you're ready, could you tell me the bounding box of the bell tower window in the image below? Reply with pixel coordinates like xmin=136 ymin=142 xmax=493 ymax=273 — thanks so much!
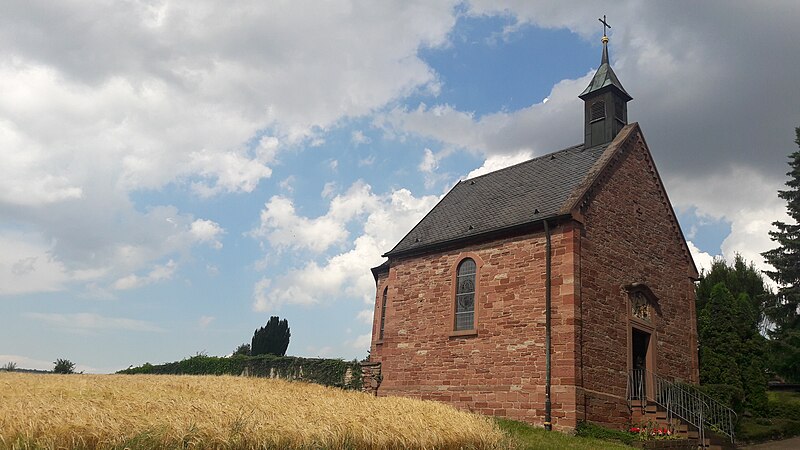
xmin=590 ymin=100 xmax=606 ymax=122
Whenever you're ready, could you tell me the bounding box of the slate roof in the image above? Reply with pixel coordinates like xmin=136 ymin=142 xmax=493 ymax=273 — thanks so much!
xmin=384 ymin=142 xmax=611 ymax=257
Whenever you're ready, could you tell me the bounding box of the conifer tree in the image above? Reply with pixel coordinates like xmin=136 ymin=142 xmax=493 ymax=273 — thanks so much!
xmin=251 ymin=316 xmax=291 ymax=356
xmin=697 ymin=280 xmax=768 ymax=415
xmin=762 ymin=126 xmax=800 ymax=382
xmin=696 ymin=254 xmax=770 ymax=332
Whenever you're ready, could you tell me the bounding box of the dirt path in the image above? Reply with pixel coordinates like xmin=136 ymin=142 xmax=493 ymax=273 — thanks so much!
xmin=740 ymin=436 xmax=800 ymax=449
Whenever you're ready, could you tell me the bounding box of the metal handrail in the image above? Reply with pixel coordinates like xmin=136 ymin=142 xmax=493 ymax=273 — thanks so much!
xmin=628 ymin=369 xmax=736 ymax=443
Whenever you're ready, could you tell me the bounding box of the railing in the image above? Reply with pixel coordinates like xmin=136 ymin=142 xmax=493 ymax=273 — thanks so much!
xmin=628 ymin=369 xmax=736 ymax=443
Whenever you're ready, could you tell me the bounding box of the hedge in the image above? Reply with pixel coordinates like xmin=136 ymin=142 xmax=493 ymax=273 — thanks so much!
xmin=117 ymin=354 xmax=363 ymax=390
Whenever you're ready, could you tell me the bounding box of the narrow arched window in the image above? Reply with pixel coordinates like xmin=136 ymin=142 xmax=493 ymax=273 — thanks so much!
xmin=455 ymin=258 xmax=476 ymax=331
xmin=379 ymin=287 xmax=388 ymax=340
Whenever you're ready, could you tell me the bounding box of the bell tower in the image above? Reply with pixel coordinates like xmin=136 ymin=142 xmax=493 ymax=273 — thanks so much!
xmin=579 ymin=16 xmax=632 ymax=148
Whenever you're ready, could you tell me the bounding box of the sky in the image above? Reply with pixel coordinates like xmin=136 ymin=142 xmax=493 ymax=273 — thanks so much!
xmin=2 ymin=1 xmax=799 ymax=373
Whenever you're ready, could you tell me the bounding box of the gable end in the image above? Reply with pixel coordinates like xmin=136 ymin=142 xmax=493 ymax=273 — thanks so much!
xmin=563 ymin=123 xmax=699 ymax=279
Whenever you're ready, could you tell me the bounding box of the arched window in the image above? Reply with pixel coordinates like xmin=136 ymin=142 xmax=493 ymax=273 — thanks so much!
xmin=379 ymin=287 xmax=388 ymax=340
xmin=455 ymin=258 xmax=476 ymax=331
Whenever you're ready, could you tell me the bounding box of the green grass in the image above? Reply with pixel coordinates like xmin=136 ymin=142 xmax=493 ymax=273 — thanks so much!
xmin=738 ymin=390 xmax=800 ymax=444
xmin=496 ymin=419 xmax=632 ymax=449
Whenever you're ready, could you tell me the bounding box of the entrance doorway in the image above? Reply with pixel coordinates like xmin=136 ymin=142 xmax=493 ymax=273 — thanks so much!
xmin=631 ymin=328 xmax=651 ymax=400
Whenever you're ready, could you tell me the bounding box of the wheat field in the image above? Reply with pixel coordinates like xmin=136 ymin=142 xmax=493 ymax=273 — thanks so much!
xmin=0 ymin=372 xmax=504 ymax=450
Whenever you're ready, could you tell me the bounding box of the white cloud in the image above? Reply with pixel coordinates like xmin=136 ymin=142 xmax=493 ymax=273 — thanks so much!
xmin=382 ymin=74 xmax=589 ymax=157
xmin=321 ymin=182 xmax=338 ymax=199
xmin=0 ymin=233 xmax=73 ymax=295
xmin=112 ymin=260 xmax=177 ymax=291
xmin=23 ymin=312 xmax=162 ymax=333
xmin=251 ymin=181 xmax=380 ymax=254
xmin=257 ymin=136 xmax=281 ymax=164
xmin=279 ymin=176 xmax=295 ymax=193
xmin=351 ymin=130 xmax=371 ymax=145
xmin=417 ymin=147 xmax=455 ymax=189
xmin=0 ymin=203 xmax=225 ymax=296
xmin=356 ymin=309 xmax=374 ymax=324
xmin=687 ymin=240 xmax=717 ymax=276
xmin=465 ymin=150 xmax=533 ymax=179
xmin=188 ymin=149 xmax=273 ymax=198
xmin=0 ymin=0 xmax=460 ymax=295
xmin=358 ymin=155 xmax=377 ymax=167
xmin=198 ymin=316 xmax=215 ymax=328
xmin=418 ymin=148 xmax=439 ymax=173
xmin=252 ymin=184 xmax=440 ymax=312
xmin=189 ymin=219 xmax=225 ymax=250
xmin=666 ymin=166 xmax=788 ymax=275
xmin=350 ymin=333 xmax=372 ymax=351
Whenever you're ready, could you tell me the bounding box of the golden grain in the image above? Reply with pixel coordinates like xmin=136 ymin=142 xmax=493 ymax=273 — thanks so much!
xmin=0 ymin=372 xmax=504 ymax=449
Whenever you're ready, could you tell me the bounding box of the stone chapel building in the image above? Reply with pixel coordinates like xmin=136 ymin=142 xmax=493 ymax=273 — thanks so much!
xmin=367 ymin=34 xmax=700 ymax=431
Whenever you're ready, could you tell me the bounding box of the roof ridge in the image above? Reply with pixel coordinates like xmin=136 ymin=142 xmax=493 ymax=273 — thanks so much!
xmin=463 ymin=143 xmax=585 ymax=183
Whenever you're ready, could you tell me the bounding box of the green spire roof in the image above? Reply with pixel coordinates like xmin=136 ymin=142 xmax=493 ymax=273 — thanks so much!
xmin=579 ymin=38 xmax=632 ymax=101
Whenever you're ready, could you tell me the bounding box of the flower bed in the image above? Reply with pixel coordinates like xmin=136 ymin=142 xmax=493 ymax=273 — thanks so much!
xmin=627 ymin=422 xmax=694 ymax=450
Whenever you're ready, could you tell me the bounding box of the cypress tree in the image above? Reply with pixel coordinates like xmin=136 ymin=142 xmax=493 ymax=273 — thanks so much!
xmin=251 ymin=316 xmax=291 ymax=357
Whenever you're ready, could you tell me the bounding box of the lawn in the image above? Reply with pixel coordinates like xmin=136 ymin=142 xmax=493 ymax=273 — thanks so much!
xmin=497 ymin=419 xmax=632 ymax=449
xmin=738 ymin=390 xmax=800 ymax=444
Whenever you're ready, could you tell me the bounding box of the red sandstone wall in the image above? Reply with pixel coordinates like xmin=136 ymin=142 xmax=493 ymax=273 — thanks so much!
xmin=369 ymin=225 xmax=582 ymax=430
xmin=579 ymin=130 xmax=700 ymax=429
xmin=369 ymin=127 xmax=698 ymax=431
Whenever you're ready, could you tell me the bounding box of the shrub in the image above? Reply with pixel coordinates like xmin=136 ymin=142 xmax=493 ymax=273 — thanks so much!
xmin=697 ymin=383 xmax=745 ymax=414
xmin=233 ymin=343 xmax=250 ymax=356
xmin=117 ymin=354 xmax=363 ymax=390
xmin=53 ymin=359 xmax=75 ymax=374
xmin=2 ymin=361 xmax=16 ymax=371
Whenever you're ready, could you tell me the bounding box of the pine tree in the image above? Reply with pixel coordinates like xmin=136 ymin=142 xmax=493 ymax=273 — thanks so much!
xmin=762 ymin=126 xmax=800 ymax=382
xmin=251 ymin=316 xmax=291 ymax=356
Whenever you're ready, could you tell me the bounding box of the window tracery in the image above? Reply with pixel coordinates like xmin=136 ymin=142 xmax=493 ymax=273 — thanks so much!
xmin=455 ymin=258 xmax=476 ymax=331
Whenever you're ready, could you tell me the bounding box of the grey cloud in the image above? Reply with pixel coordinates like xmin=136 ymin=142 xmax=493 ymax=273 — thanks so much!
xmin=463 ymin=0 xmax=800 ymax=178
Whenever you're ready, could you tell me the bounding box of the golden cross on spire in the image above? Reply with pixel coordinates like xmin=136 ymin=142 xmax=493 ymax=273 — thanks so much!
xmin=599 ymin=15 xmax=611 ymax=43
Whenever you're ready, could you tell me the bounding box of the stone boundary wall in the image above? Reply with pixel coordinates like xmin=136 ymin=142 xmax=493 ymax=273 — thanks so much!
xmin=360 ymin=361 xmax=381 ymax=396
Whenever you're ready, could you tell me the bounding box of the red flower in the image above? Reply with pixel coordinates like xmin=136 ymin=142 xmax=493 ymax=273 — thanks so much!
xmin=629 ymin=427 xmax=640 ymax=433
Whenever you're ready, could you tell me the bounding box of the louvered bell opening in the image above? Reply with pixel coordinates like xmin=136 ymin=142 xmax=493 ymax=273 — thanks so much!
xmin=590 ymin=100 xmax=605 ymax=122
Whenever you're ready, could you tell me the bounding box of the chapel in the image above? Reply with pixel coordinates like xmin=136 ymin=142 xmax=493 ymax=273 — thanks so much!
xmin=366 ymin=29 xmax=707 ymax=433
